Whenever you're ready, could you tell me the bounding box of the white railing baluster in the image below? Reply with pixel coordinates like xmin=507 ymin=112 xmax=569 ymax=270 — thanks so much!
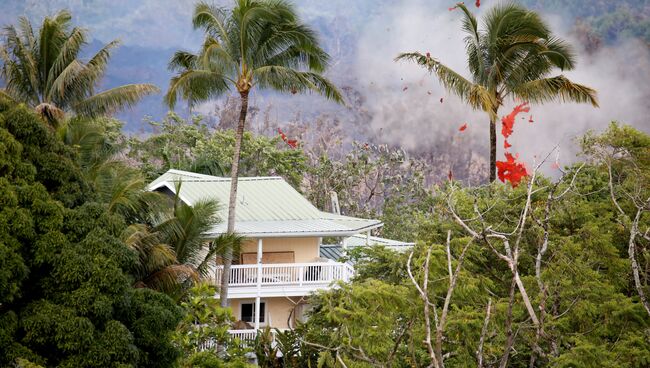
xmin=214 ymin=262 xmax=354 ymax=288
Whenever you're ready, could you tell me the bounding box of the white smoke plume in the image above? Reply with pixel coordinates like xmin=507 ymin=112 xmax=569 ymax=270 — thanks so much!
xmin=354 ymin=0 xmax=650 ymax=174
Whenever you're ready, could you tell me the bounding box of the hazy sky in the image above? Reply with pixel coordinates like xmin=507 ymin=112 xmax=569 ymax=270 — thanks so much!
xmin=0 ymin=0 xmax=378 ymax=48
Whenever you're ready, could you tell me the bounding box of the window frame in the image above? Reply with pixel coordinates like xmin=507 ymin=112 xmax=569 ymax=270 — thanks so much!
xmin=240 ymin=300 xmax=266 ymax=324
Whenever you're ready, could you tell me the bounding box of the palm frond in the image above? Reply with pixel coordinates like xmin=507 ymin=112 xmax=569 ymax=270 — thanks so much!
xmin=45 ymin=27 xmax=87 ymax=96
xmin=0 ymin=89 xmax=19 ymax=105
xmin=455 ymin=3 xmax=485 ymax=81
xmin=73 ymin=83 xmax=159 ymax=117
xmin=539 ymin=36 xmax=576 ymax=71
xmin=38 ymin=11 xmax=71 ymax=85
xmin=83 ymin=40 xmax=119 ymax=85
xmin=193 ymin=1 xmax=231 ymax=43
xmin=252 ymin=21 xmax=329 ymax=72
xmin=196 ymin=233 xmax=245 ymax=279
xmin=253 ymin=65 xmax=343 ymax=103
xmin=143 ymin=264 xmax=199 ymax=294
xmin=165 ymin=69 xmax=229 ymax=109
xmin=396 ymin=52 xmax=485 ymax=105
xmin=484 ymin=2 xmax=549 ymax=52
xmin=17 ymin=16 xmax=37 ymax=50
xmin=199 ymin=37 xmax=238 ymax=75
xmin=3 ymin=25 xmax=41 ymax=105
xmin=122 ymin=224 xmax=177 ymax=276
xmin=169 ymin=50 xmax=199 ymax=71
xmin=237 ymin=3 xmax=279 ymax=64
xmin=46 ymin=59 xmax=85 ymax=102
xmin=512 ymin=75 xmax=599 ymax=107
xmin=58 ymin=116 xmax=117 ymax=168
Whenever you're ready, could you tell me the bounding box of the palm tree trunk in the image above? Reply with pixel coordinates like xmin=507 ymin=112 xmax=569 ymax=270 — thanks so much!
xmin=219 ymin=90 xmax=249 ymax=307
xmin=489 ymin=117 xmax=497 ymax=182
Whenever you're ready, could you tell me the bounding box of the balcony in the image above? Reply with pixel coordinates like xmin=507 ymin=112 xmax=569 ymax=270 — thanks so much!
xmin=198 ymin=329 xmax=286 ymax=351
xmin=213 ymin=262 xmax=354 ymax=298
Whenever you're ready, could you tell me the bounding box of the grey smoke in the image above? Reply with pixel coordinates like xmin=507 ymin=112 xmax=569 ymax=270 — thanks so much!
xmin=355 ymin=0 xmax=650 ymax=174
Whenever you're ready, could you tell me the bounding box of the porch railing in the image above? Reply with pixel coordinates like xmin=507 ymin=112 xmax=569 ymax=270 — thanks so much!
xmin=213 ymin=262 xmax=354 ymax=287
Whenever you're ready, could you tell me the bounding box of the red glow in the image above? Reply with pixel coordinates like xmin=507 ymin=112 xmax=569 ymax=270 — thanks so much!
xmin=501 ymin=102 xmax=530 ymax=139
xmin=496 ymin=153 xmax=529 ymax=188
xmin=277 ymin=128 xmax=298 ymax=149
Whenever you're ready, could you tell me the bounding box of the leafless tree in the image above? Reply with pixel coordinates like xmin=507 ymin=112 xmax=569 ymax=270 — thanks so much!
xmin=601 ymin=149 xmax=650 ymax=317
xmin=407 ymin=230 xmax=473 ymax=368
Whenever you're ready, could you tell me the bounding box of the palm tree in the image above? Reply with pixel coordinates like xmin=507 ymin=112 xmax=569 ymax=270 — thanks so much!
xmin=126 ymin=189 xmax=242 ymax=298
xmin=61 ymin=118 xmax=235 ymax=298
xmin=396 ymin=2 xmax=598 ymax=182
xmin=166 ymin=0 xmax=343 ymax=305
xmin=0 ymin=10 xmax=158 ymax=126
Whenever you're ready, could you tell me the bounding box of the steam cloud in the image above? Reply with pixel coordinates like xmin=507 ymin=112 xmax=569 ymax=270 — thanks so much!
xmin=354 ymin=0 xmax=650 ymax=173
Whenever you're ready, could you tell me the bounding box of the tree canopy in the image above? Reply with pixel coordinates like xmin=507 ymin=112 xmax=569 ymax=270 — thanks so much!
xmin=0 ymin=103 xmax=181 ymax=367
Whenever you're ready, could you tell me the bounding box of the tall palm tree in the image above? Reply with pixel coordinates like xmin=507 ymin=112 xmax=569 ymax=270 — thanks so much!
xmin=166 ymin=0 xmax=343 ymax=306
xmin=0 ymin=10 xmax=158 ymax=126
xmin=396 ymin=2 xmax=598 ymax=182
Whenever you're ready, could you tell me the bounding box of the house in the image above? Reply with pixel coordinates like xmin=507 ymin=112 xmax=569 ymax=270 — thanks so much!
xmin=148 ymin=169 xmax=413 ymax=339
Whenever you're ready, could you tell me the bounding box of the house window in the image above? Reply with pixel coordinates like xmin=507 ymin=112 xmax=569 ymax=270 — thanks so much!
xmin=241 ymin=301 xmax=265 ymax=323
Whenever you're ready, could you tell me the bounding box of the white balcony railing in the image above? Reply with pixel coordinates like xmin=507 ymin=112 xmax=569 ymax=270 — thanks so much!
xmin=198 ymin=329 xmax=289 ymax=352
xmin=214 ymin=262 xmax=354 ymax=288
xmin=228 ymin=329 xmax=260 ymax=342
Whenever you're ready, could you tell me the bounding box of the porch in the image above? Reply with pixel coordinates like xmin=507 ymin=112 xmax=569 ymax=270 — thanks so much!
xmin=213 ymin=261 xmax=354 ymax=298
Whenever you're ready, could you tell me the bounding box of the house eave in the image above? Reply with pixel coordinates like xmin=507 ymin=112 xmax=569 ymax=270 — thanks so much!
xmin=205 ymin=222 xmax=383 ymax=238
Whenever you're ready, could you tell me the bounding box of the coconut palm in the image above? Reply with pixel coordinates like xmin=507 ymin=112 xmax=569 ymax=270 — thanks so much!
xmin=127 ymin=190 xmax=242 ymax=298
xmin=0 ymin=10 xmax=158 ymax=126
xmin=166 ymin=0 xmax=343 ymax=305
xmin=396 ymin=2 xmax=598 ymax=182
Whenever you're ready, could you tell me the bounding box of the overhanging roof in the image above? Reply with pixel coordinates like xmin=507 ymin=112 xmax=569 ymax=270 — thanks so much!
xmin=343 ymin=234 xmax=415 ymax=248
xmin=147 ymin=169 xmax=382 ymax=238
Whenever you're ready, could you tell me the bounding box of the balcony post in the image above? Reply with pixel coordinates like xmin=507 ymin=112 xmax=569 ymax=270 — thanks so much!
xmin=255 ymin=238 xmax=262 ymax=330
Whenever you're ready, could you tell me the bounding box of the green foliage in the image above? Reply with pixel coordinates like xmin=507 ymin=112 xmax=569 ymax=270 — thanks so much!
xmin=0 ymin=105 xmax=181 ymax=367
xmin=174 ymin=283 xmax=232 ymax=355
xmin=128 ymin=113 xmax=308 ymax=187
xmin=300 ymin=280 xmax=416 ymax=367
xmin=174 ymin=283 xmax=252 ymax=368
xmin=292 ymin=124 xmax=650 ymax=367
xmin=0 ymin=10 xmax=158 ymax=125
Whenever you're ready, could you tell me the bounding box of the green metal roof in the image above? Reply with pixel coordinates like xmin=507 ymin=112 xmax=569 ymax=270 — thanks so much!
xmin=147 ymin=169 xmax=382 ymax=238
xmin=342 ymin=234 xmax=415 ymax=248
xmin=319 ymin=245 xmax=346 ymax=262
xmin=319 ymin=234 xmax=414 ymax=263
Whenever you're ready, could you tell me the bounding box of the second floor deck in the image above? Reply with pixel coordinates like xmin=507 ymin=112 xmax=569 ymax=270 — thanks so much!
xmin=213 ymin=261 xmax=353 ymax=298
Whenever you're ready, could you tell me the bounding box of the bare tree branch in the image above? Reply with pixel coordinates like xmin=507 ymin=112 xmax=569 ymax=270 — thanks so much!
xmin=476 ymin=298 xmax=492 ymax=368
